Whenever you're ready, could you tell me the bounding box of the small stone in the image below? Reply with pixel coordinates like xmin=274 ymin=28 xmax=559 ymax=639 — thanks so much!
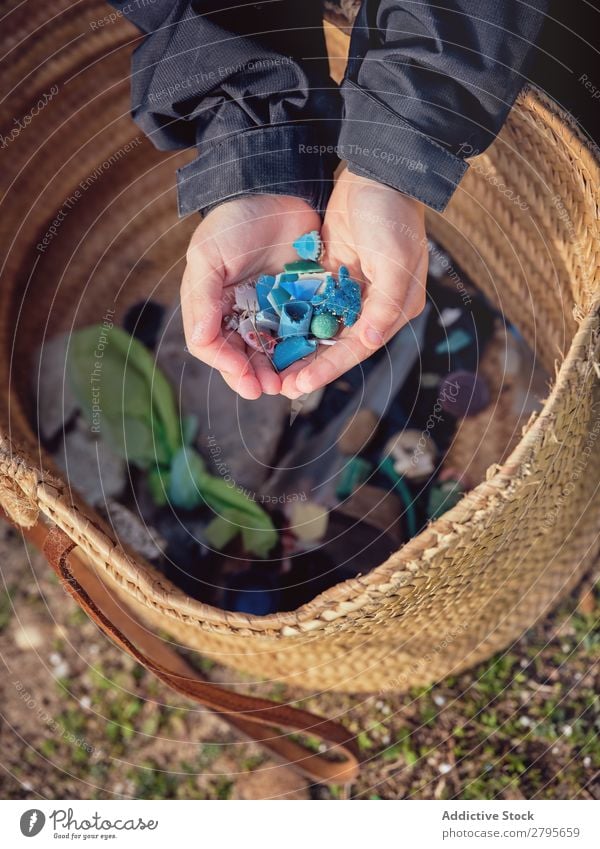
xmin=438 ymin=763 xmax=452 ymax=775
xmin=54 ymin=419 xmax=126 ymax=506
xmin=338 ymin=408 xmax=378 ymax=455
xmin=292 ymin=230 xmax=322 ymax=261
xmin=310 ymin=312 xmax=339 ymax=339
xmin=439 ymin=371 xmax=491 ymax=418
xmin=287 ymin=501 xmax=329 ymax=543
xmin=384 ymin=429 xmax=436 ymax=480
xmin=52 ymin=658 xmax=70 ymax=679
xmin=432 ymin=694 xmax=446 ymax=707
xmin=272 ymin=336 xmax=317 ymax=371
xmin=421 ymin=372 xmax=441 ymax=388
xmin=438 ymin=307 xmax=462 ymax=327
xmin=13 ymin=623 xmax=44 ymax=651
xmin=32 ymin=333 xmax=79 ymax=442
xmin=102 ymin=499 xmax=165 ymax=562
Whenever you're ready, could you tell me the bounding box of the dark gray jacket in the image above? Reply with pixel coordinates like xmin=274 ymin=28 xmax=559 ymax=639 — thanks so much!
xmin=111 ymin=0 xmax=549 ymax=216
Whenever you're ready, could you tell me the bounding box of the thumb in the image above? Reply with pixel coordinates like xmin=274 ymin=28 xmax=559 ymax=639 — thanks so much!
xmin=358 ymin=251 xmax=423 ymax=349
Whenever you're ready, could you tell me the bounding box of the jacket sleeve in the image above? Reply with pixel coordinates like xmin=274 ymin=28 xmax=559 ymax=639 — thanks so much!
xmin=339 ymin=0 xmax=549 ymax=211
xmin=110 ymin=0 xmax=341 ymax=216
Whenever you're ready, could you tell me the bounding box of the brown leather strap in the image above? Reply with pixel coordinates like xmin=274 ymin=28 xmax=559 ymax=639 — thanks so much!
xmin=24 ymin=520 xmax=359 ymax=784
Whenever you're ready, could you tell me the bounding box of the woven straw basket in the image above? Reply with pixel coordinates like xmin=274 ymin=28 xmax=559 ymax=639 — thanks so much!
xmin=1 ymin=2 xmax=598 ymax=781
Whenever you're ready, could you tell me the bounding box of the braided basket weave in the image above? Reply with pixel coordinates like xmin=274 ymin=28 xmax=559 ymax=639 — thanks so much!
xmin=1 ymin=2 xmax=599 ymax=699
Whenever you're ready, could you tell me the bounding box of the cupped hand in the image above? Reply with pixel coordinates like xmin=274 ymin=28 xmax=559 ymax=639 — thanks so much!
xmin=280 ymin=168 xmax=428 ymax=399
xmin=181 ymin=194 xmax=321 ymax=399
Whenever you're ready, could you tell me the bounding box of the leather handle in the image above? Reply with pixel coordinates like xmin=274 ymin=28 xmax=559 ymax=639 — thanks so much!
xmin=28 ymin=521 xmax=359 ymax=785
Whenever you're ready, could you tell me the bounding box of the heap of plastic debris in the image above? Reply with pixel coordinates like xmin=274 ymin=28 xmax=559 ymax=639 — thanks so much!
xmin=224 ymin=231 xmax=362 ymax=371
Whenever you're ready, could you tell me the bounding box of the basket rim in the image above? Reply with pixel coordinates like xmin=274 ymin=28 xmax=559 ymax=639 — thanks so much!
xmin=5 ymin=86 xmax=600 ymax=638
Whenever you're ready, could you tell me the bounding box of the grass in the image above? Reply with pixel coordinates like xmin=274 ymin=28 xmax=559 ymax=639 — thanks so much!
xmin=1 ymin=550 xmax=598 ymax=799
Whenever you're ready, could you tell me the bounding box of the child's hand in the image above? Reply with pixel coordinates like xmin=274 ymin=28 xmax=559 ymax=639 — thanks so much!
xmin=181 ymin=195 xmax=321 ymax=399
xmin=280 ymin=168 xmax=428 ymax=399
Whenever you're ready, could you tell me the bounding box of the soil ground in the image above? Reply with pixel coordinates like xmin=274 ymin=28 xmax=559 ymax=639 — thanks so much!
xmin=1 ymin=523 xmax=598 ymax=800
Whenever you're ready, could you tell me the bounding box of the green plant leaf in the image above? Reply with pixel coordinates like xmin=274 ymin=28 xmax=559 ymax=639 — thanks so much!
xmin=68 ymin=325 xmax=181 ymax=468
xmin=147 ymin=465 xmax=170 ymax=507
xmin=69 ymin=325 xmax=277 ymax=556
xmin=196 ymin=476 xmax=277 ymax=556
xmin=204 ymin=508 xmax=277 ymax=558
xmin=204 ymin=514 xmax=241 ymax=550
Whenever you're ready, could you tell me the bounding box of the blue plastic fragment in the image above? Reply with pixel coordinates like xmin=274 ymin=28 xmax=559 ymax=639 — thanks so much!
xmin=311 ymin=265 xmax=361 ymax=327
xmin=279 ymin=300 xmax=313 ymax=337
xmin=279 ymin=276 xmax=324 ymax=300
xmin=256 ymin=275 xmax=276 ymax=311
xmin=272 ymin=336 xmax=317 ymax=371
xmin=284 ymin=259 xmax=325 ymax=274
xmin=293 ymin=230 xmax=322 ymax=261
xmin=255 ymin=308 xmax=280 ymax=333
xmin=267 ymin=286 xmax=291 ymax=316
xmin=434 ymin=328 xmax=472 ymax=355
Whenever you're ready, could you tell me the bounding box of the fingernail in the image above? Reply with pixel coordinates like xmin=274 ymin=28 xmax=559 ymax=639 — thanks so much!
xmin=365 ymin=327 xmax=383 ymax=347
xmin=295 ymin=372 xmax=312 ymax=394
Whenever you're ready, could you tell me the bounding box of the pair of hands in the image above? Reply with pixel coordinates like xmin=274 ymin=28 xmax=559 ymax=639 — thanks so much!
xmin=181 ymin=168 xmax=428 ymax=400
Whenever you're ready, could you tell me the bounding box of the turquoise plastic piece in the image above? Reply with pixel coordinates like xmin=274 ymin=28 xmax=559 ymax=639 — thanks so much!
xmin=267 ymin=286 xmax=291 ymax=316
xmin=434 ymin=328 xmax=472 ymax=355
xmin=256 ymin=275 xmax=276 ymax=311
xmin=284 ymin=259 xmax=325 ymax=274
xmin=310 ymin=313 xmax=339 ymax=339
xmin=272 ymin=336 xmax=317 ymax=371
xmin=379 ymin=456 xmax=417 ymax=538
xmin=293 ymin=230 xmax=322 ymax=261
xmin=279 ymin=276 xmax=323 ymax=300
xmin=335 ymin=457 xmax=372 ymax=500
xmin=279 ymin=301 xmax=313 ymax=337
xmin=427 ymin=479 xmax=465 ymax=519
xmin=311 ymin=265 xmax=361 ymax=327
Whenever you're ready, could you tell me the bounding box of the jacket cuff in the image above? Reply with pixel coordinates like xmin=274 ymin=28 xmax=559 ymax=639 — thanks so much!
xmin=176 ymin=124 xmax=337 ymax=217
xmin=339 ymin=81 xmax=469 ymax=212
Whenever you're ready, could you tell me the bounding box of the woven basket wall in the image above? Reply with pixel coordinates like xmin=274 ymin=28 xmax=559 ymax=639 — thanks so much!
xmin=0 ymin=1 xmax=598 ymax=694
